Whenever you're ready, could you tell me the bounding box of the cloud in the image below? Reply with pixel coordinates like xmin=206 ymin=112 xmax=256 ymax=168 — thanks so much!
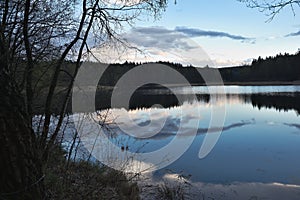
xmin=175 ymin=26 xmax=252 ymax=41
xmin=211 ymin=58 xmax=245 ymax=67
xmin=285 ymin=30 xmax=300 ymax=37
xmin=124 ymin=26 xmax=254 ymax=51
xmin=98 ymin=26 xmax=254 ymax=66
xmin=124 ymin=26 xmax=196 ymax=51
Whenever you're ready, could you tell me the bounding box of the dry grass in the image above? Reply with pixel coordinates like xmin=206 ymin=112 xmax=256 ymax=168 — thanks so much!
xmin=44 ymin=145 xmax=140 ymax=200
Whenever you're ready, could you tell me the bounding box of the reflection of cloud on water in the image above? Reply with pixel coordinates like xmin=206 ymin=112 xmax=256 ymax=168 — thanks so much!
xmin=131 ymin=120 xmax=255 ymax=140
xmin=105 ymin=101 xmax=204 ymax=124
xmin=283 ymin=123 xmax=300 ymax=135
xmin=96 ymin=101 xmax=255 ymax=140
xmin=111 ymin=119 xmax=255 ymax=140
xmin=284 ymin=123 xmax=300 ymax=130
xmin=105 ymin=102 xmax=202 ymax=138
xmin=266 ymin=121 xmax=277 ymax=126
xmin=199 ymin=119 xmax=255 ymax=134
xmin=140 ymin=172 xmax=300 ymax=200
xmin=189 ymin=181 xmax=300 ymax=200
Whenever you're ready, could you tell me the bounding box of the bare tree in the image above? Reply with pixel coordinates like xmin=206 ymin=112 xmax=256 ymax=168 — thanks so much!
xmin=239 ymin=0 xmax=300 ymax=20
xmin=0 ymin=0 xmax=168 ymax=199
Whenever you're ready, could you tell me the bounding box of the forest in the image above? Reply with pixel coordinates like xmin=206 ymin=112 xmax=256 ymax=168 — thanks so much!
xmin=87 ymin=50 xmax=300 ymax=86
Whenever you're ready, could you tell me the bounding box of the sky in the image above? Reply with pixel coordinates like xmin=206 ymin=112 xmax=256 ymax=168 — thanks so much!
xmin=98 ymin=0 xmax=300 ymax=67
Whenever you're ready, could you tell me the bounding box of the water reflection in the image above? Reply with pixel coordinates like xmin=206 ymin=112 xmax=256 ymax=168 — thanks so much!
xmin=96 ymin=86 xmax=300 ymax=115
xmin=250 ymin=93 xmax=300 ymax=114
xmin=93 ymin=86 xmax=300 ymax=185
xmin=43 ymin=84 xmax=300 ymax=199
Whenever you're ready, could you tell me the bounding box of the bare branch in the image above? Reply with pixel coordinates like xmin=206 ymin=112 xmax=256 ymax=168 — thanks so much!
xmin=238 ymin=0 xmax=300 ymax=21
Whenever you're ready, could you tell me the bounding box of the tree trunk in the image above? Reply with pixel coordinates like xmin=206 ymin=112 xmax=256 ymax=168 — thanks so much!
xmin=0 ymin=69 xmax=44 ymax=199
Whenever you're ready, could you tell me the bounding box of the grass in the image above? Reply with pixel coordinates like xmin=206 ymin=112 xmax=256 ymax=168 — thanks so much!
xmin=158 ymin=183 xmax=186 ymax=200
xmin=44 ymin=145 xmax=140 ymax=200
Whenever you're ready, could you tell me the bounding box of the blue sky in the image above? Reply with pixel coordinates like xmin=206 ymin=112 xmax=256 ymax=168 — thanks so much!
xmin=118 ymin=0 xmax=300 ymax=67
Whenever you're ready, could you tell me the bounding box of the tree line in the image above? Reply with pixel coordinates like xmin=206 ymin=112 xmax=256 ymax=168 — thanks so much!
xmin=75 ymin=51 xmax=300 ymax=86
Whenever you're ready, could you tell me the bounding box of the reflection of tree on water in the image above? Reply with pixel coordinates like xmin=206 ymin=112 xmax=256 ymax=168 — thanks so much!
xmin=32 ymin=87 xmax=300 ymax=114
xmin=95 ymin=87 xmax=300 ymax=115
xmin=249 ymin=93 xmax=300 ymax=115
xmin=95 ymin=85 xmax=210 ymax=110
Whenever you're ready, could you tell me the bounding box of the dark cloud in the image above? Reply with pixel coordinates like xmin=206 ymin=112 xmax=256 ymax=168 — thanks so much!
xmin=131 ymin=27 xmax=173 ymax=35
xmin=124 ymin=26 xmax=254 ymax=51
xmin=124 ymin=26 xmax=194 ymax=50
xmin=175 ymin=26 xmax=252 ymax=41
xmin=285 ymin=30 xmax=300 ymax=37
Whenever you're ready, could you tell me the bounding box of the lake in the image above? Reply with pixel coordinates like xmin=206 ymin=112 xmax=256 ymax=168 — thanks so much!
xmin=72 ymin=85 xmax=300 ymax=199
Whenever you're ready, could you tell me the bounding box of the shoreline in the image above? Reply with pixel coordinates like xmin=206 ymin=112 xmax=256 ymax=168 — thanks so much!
xmin=96 ymin=81 xmax=300 ymax=89
xmin=138 ymin=172 xmax=300 ymax=200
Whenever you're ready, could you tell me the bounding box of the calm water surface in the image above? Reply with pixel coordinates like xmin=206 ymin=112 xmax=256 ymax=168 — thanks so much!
xmin=81 ymin=86 xmax=300 ymax=186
